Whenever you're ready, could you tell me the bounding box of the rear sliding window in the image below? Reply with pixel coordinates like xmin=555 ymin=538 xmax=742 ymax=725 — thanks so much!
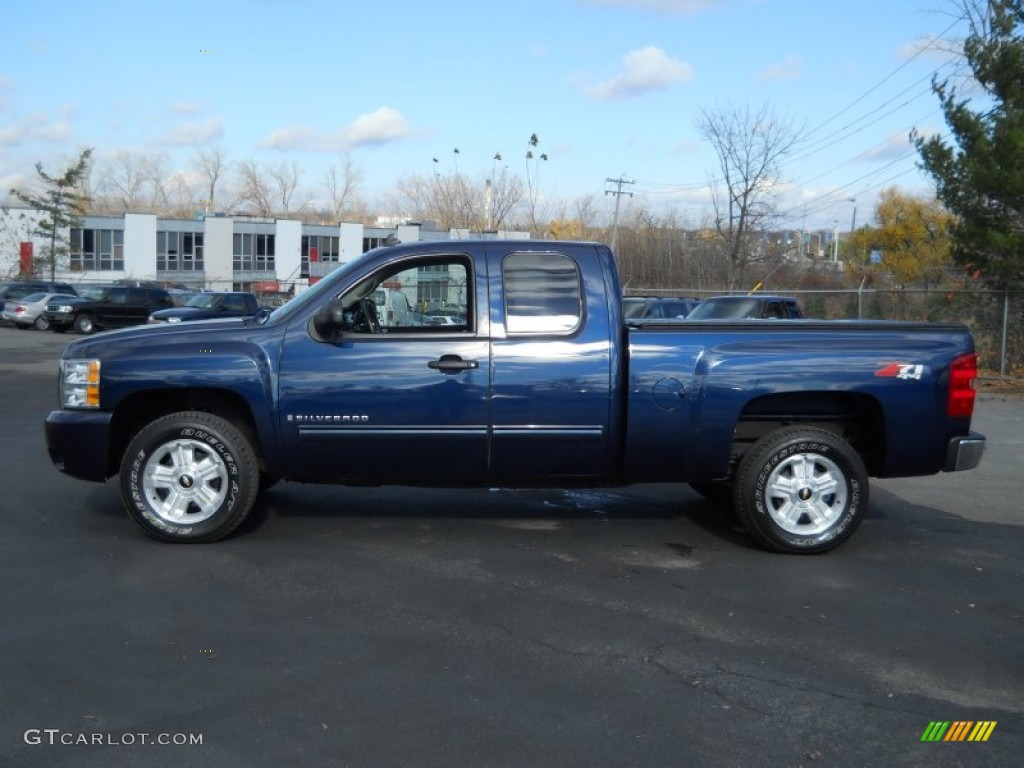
xmin=502 ymin=252 xmax=582 ymax=335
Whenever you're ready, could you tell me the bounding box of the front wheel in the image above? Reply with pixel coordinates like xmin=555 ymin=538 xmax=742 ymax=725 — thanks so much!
xmin=734 ymin=427 xmax=868 ymax=554
xmin=120 ymin=411 xmax=261 ymax=542
xmin=73 ymin=314 xmax=96 ymax=334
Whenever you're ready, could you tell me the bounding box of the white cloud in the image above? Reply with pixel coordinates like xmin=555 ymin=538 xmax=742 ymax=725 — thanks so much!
xmin=341 ymin=107 xmax=413 ymax=148
xmin=584 ymin=0 xmax=729 ymax=13
xmin=257 ymin=107 xmax=415 ymax=152
xmin=860 ymin=131 xmax=916 ymax=161
xmin=0 ymin=112 xmax=75 ymax=146
xmin=258 ymin=124 xmax=318 ymax=151
xmin=160 ymin=117 xmax=224 ymax=146
xmin=169 ymin=102 xmax=202 ymax=116
xmin=758 ymin=55 xmax=802 ymax=83
xmin=585 ymin=46 xmax=693 ymax=100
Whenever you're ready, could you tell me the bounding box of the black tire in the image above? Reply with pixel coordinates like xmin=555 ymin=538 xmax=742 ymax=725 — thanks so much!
xmin=73 ymin=314 xmax=96 ymax=334
xmin=33 ymin=314 xmax=50 ymax=330
xmin=734 ymin=427 xmax=868 ymax=554
xmin=119 ymin=411 xmax=261 ymax=543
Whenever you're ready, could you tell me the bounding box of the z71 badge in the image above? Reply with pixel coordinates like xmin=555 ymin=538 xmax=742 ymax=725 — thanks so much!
xmin=875 ymin=363 xmax=924 ymax=380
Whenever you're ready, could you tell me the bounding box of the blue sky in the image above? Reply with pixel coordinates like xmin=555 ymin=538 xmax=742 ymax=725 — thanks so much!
xmin=1 ymin=0 xmax=972 ymax=230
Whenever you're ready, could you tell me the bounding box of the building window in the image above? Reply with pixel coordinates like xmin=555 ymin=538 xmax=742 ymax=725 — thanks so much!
xmin=363 ymin=236 xmax=387 ymax=252
xmin=69 ymin=228 xmax=124 ymax=272
xmin=235 ymin=233 xmax=275 ymax=271
xmin=157 ymin=231 xmax=204 ymax=271
xmin=301 ymin=235 xmax=340 ymax=277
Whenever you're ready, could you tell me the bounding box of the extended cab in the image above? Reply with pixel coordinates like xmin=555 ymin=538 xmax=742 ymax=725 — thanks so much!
xmin=44 ymin=241 xmax=985 ymax=553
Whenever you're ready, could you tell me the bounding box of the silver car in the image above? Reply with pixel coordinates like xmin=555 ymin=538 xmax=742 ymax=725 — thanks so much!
xmin=1 ymin=291 xmax=77 ymax=330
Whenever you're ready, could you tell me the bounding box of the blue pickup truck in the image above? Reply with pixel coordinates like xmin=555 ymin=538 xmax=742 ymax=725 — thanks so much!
xmin=44 ymin=240 xmax=985 ymax=553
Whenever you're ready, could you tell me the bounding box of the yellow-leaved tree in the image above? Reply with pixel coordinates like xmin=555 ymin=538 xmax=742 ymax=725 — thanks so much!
xmin=848 ymin=188 xmax=954 ymax=290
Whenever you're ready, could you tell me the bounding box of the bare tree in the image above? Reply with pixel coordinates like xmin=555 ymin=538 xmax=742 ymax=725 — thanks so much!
xmin=323 ymin=153 xmax=363 ymax=220
xmin=269 ymin=161 xmax=301 ymax=215
xmin=98 ymin=149 xmax=149 ymax=211
xmin=697 ymin=103 xmax=801 ymax=288
xmin=143 ymin=152 xmax=173 ymax=212
xmin=523 ymin=133 xmax=549 ymax=234
xmin=193 ymin=146 xmax=228 ymax=211
xmin=236 ymin=160 xmax=273 ymax=217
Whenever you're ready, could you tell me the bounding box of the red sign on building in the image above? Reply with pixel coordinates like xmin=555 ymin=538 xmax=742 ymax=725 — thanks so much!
xmin=19 ymin=242 xmax=33 ymax=275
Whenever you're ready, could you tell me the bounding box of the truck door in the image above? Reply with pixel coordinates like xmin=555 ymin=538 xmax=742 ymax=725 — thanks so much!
xmin=486 ymin=245 xmax=616 ymax=479
xmin=277 ymin=252 xmax=490 ymax=481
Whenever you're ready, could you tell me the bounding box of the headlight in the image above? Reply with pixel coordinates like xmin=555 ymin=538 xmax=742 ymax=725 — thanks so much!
xmin=54 ymin=304 xmax=74 ymax=313
xmin=60 ymin=359 xmax=101 ymax=409
xmin=167 ymin=316 xmax=183 ymax=323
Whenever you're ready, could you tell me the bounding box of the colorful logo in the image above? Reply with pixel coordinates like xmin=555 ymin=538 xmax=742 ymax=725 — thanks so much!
xmin=920 ymin=721 xmax=997 ymax=742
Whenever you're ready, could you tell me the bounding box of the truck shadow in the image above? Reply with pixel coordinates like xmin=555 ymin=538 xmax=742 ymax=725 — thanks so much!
xmin=239 ymin=483 xmax=755 ymax=549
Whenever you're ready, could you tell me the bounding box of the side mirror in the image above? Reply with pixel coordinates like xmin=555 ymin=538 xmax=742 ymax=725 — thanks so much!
xmin=313 ymin=297 xmax=346 ymax=336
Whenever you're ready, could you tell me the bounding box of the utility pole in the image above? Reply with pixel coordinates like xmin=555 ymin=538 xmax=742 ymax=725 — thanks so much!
xmin=605 ymin=176 xmax=634 ymax=252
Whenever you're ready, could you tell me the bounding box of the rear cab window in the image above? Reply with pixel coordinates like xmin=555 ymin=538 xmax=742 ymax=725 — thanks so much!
xmin=502 ymin=252 xmax=582 ymax=335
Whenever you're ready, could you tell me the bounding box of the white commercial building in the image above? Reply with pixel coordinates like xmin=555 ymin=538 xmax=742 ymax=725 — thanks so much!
xmin=0 ymin=207 xmax=528 ymax=296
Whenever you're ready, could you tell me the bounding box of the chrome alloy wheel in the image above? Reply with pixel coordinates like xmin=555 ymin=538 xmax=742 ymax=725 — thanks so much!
xmin=141 ymin=438 xmax=228 ymax=525
xmin=763 ymin=452 xmax=848 ymax=536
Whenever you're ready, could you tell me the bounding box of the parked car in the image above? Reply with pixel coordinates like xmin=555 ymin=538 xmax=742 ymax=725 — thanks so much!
xmin=686 ymin=295 xmax=804 ymax=320
xmin=148 ymin=292 xmax=261 ymax=324
xmin=47 ymin=285 xmax=173 ymax=334
xmin=1 ymin=291 xmax=78 ymax=330
xmin=623 ymin=296 xmax=701 ymax=321
xmin=0 ymin=280 xmax=78 ymax=319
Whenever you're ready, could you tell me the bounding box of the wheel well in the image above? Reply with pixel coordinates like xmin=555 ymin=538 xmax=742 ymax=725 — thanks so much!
xmin=733 ymin=392 xmax=885 ymax=475
xmin=109 ymin=389 xmax=265 ymax=477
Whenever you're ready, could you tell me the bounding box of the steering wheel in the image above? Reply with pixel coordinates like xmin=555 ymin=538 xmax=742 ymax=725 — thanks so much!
xmin=358 ymin=298 xmax=381 ymax=334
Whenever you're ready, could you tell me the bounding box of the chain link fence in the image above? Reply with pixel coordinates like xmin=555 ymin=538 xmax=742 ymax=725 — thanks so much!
xmin=631 ymin=287 xmax=1024 ymax=377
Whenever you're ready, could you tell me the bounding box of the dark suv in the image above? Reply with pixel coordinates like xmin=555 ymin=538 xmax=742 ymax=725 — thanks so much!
xmin=623 ymin=296 xmax=700 ymax=321
xmin=148 ymin=291 xmax=262 ymax=324
xmin=47 ymin=285 xmax=173 ymax=334
xmin=685 ymin=295 xmax=804 ymax=320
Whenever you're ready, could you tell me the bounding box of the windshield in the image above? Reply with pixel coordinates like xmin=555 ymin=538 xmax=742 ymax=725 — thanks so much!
xmin=186 ymin=293 xmax=221 ymax=309
xmin=687 ymin=298 xmax=762 ymax=320
xmin=265 ymin=248 xmax=377 ymax=324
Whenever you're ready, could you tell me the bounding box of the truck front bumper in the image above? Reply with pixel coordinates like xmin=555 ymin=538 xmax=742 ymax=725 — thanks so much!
xmin=944 ymin=432 xmax=986 ymax=472
xmin=45 ymin=410 xmax=115 ymax=482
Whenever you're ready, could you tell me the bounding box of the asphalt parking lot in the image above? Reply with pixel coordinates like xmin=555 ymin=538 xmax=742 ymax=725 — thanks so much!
xmin=0 ymin=326 xmax=1021 ymax=767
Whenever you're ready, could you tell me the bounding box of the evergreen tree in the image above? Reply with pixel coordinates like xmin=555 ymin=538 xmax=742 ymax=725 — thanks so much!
xmin=914 ymin=0 xmax=1024 ymax=291
xmin=9 ymin=148 xmax=93 ymax=280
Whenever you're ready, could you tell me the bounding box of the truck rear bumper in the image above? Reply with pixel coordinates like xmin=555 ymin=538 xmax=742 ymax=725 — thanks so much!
xmin=45 ymin=410 xmax=114 ymax=482
xmin=944 ymin=432 xmax=985 ymax=472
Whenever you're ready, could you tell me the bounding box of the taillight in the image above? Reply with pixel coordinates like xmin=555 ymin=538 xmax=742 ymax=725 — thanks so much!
xmin=948 ymin=353 xmax=978 ymax=418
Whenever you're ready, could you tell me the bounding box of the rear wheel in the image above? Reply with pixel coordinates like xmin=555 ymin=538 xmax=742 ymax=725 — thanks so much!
xmin=120 ymin=411 xmax=260 ymax=543
xmin=33 ymin=314 xmax=50 ymax=330
xmin=734 ymin=427 xmax=868 ymax=554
